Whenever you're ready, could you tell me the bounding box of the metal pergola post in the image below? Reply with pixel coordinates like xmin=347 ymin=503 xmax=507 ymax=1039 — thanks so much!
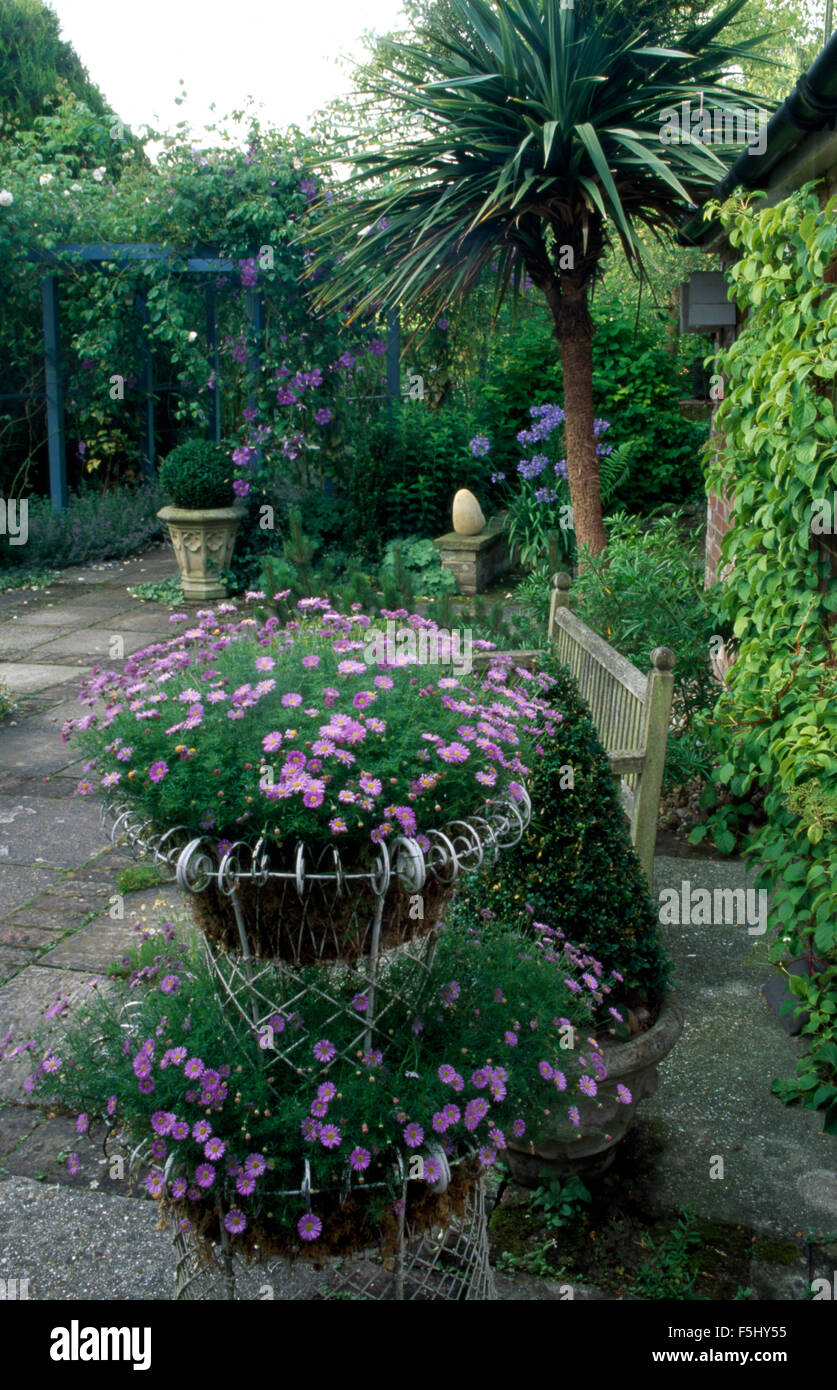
xmin=41 ymin=274 xmax=68 ymax=511
xmin=28 ymin=244 xmax=241 ymax=510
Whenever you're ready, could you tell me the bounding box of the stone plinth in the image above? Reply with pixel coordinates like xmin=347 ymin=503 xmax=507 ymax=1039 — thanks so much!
xmin=434 ymin=514 xmax=510 ymax=595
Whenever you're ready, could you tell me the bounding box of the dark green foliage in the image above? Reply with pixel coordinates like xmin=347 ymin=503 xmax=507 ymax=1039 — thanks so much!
xmin=157 ymin=440 xmax=233 ymax=510
xmin=570 ymin=511 xmax=721 ymax=787
xmin=456 ymin=654 xmax=670 ymax=998
xmin=340 ymin=400 xmax=488 ymax=546
xmin=478 ymin=307 xmax=707 ymax=513
xmin=0 ymin=0 xmax=111 ymax=130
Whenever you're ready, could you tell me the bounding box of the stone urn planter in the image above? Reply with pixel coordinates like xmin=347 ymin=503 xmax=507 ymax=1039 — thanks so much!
xmin=157 ymin=502 xmax=245 ymax=601
xmin=505 ymin=997 xmax=684 ymax=1186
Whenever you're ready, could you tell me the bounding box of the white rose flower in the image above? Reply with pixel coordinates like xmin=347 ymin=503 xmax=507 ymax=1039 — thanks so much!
xmin=38 ymin=172 xmax=53 ymax=186
xmin=70 ymin=183 xmax=82 ymax=192
xmin=92 ymin=167 xmax=106 ymax=182
xmin=187 ymin=331 xmax=198 ymax=342
xmin=0 ymin=189 xmax=13 ymax=207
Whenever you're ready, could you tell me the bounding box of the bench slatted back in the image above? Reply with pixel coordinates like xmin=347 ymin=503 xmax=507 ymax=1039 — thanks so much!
xmin=548 ymin=572 xmax=674 ymax=883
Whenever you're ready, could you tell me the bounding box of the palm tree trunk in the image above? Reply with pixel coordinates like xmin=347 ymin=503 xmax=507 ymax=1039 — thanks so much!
xmin=555 ymin=298 xmax=607 ymax=558
xmin=521 ymin=223 xmax=607 ymax=558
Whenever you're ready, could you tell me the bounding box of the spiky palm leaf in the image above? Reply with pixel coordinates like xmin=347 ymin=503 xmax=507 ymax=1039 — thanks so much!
xmin=310 ymin=0 xmax=772 ymax=553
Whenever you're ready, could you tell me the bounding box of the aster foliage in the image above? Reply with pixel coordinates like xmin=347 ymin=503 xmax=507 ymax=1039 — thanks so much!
xmin=64 ymin=599 xmax=562 ymax=856
xmin=25 ymin=907 xmax=631 ymax=1256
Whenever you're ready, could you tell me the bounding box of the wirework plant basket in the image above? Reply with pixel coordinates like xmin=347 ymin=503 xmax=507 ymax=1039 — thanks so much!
xmin=171 ymin=1168 xmax=496 ymax=1302
xmin=105 ymin=791 xmax=528 ymax=1300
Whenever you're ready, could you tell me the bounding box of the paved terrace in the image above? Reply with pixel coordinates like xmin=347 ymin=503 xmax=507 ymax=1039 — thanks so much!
xmin=0 ymin=549 xmax=833 ymax=1299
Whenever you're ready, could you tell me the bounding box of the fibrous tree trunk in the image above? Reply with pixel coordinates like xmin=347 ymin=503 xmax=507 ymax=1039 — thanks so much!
xmin=520 ymin=218 xmax=608 ymax=559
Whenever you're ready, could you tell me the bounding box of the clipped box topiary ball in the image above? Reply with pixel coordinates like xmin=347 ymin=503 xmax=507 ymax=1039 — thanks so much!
xmin=158 ymin=440 xmax=234 ymax=510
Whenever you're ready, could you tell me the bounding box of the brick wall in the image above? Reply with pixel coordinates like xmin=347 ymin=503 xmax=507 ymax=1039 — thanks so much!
xmin=705 ymin=486 xmax=734 ymax=587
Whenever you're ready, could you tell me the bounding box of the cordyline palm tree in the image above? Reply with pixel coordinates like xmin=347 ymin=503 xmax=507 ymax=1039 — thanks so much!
xmin=310 ymin=0 xmax=772 ymax=555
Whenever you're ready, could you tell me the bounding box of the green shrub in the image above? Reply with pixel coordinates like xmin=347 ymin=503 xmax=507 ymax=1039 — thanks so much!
xmin=380 ymin=536 xmax=456 ymax=598
xmin=455 ymin=653 xmax=670 ymax=998
xmin=570 ymin=511 xmax=720 ymax=788
xmin=338 ymin=399 xmax=488 ymax=548
xmin=477 ymin=306 xmax=706 ymax=514
xmin=157 ymin=440 xmax=233 ymax=510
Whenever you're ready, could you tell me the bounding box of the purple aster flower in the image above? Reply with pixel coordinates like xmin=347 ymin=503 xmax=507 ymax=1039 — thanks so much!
xmin=145 ymin=1170 xmax=165 ymax=1197
xmin=225 ymin=1208 xmax=247 ymax=1234
xmin=170 ymin=1177 xmax=188 ymax=1199
xmin=568 ymin=1106 xmax=581 ymax=1128
xmin=512 ymin=1118 xmax=526 ymax=1138
xmin=75 ymin=1113 xmax=89 ymax=1135
xmin=349 ymin=1147 xmax=371 ymax=1172
xmin=191 ymin=1119 xmax=211 ymax=1143
xmin=160 ymin=974 xmax=180 ymax=995
xmin=204 ymin=1137 xmax=226 ymax=1160
xmin=616 ymin=1084 xmax=632 ymax=1105
xmin=539 ymin=1061 xmax=554 ymax=1080
xmin=313 ymin=1039 xmax=336 ymax=1063
xmin=195 ymin=1164 xmax=215 ymax=1189
xmin=553 ymin=1071 xmax=567 ymax=1092
xmin=298 ymin=1213 xmax=323 ymax=1242
xmin=464 ymin=1098 xmax=488 ymax=1131
xmin=184 ymin=1058 xmax=204 ymax=1080
xmin=245 ymin=1152 xmax=266 ymax=1176
xmin=148 ymin=760 xmax=168 ymax=783
xmin=67 ymin=1153 xmax=80 ymax=1175
xmin=579 ymin=1075 xmax=597 ymax=1098
xmin=320 ymin=1124 xmax=342 ymax=1149
xmin=403 ymin=1123 xmax=424 ymax=1149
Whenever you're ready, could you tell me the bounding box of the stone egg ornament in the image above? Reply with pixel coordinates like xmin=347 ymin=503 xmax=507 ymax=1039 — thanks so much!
xmin=452 ymin=488 xmax=485 ymax=536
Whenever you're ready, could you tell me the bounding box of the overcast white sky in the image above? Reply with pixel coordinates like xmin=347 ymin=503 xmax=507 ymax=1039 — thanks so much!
xmin=48 ymin=0 xmax=410 ymax=144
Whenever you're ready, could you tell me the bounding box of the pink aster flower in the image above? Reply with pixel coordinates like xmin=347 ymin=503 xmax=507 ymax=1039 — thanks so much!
xmin=148 ymin=761 xmax=168 ymax=783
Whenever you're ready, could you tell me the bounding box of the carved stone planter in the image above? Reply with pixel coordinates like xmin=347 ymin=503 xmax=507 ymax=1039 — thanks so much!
xmin=505 ymin=997 xmax=684 ymax=1186
xmin=157 ymin=503 xmax=246 ymax=600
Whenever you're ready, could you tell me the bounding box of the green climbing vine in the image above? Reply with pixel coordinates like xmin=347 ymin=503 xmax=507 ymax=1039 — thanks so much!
xmin=695 ymin=183 xmax=837 ymax=1134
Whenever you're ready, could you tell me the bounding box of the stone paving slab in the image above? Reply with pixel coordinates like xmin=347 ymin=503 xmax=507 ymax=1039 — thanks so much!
xmin=19 ymin=605 xmax=140 ymax=629
xmin=0 ymin=865 xmax=62 ymax=920
xmin=0 ymin=967 xmax=110 ymax=1102
xmin=0 ymin=624 xmax=55 ymax=657
xmin=0 ymin=795 xmax=107 ymax=868
xmin=0 ymin=722 xmax=81 ymax=775
xmin=30 ymin=629 xmax=154 ymax=660
xmin=0 ymin=663 xmax=89 ymax=696
xmin=630 ymin=855 xmax=837 ymax=1240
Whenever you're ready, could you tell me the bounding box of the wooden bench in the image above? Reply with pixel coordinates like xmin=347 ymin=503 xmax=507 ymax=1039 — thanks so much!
xmin=473 ymin=571 xmax=675 ymax=884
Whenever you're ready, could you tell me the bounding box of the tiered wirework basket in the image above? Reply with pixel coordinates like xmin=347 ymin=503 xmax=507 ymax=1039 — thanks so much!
xmin=106 ymin=788 xmax=530 ymax=1301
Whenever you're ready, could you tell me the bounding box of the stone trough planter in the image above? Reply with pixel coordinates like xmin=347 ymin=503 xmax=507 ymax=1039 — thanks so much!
xmin=505 ymin=996 xmax=684 ymax=1186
